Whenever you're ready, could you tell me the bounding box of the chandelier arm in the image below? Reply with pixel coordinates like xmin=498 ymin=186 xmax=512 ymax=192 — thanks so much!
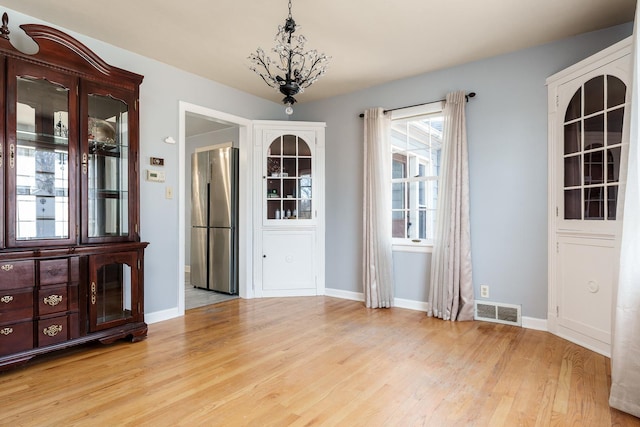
xmin=250 ymin=53 xmax=280 ymax=89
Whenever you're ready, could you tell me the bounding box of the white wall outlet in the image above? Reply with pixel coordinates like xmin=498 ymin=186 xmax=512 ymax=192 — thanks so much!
xmin=165 ymin=186 xmax=173 ymax=199
xmin=480 ymin=285 xmax=489 ymax=299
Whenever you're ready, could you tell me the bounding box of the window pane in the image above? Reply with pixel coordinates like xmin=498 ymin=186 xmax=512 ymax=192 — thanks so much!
xmin=607 ymin=76 xmax=626 ymax=108
xmin=608 ymin=186 xmax=618 ymax=220
xmin=584 ymin=187 xmax=604 ymax=220
xmin=584 ymin=76 xmax=604 ymax=116
xmin=564 ymin=155 xmax=581 ymax=187
xmin=392 ymin=211 xmax=406 ymax=238
xmin=564 ymin=122 xmax=581 ymax=154
xmin=607 ymin=107 xmax=624 ymax=146
xmin=392 ymin=182 xmax=405 ymax=210
xmin=584 ymin=150 xmax=604 ymax=185
xmin=390 ymin=111 xmax=442 ymax=243
xmin=607 ymin=147 xmax=621 ymax=183
xmin=564 ymin=189 xmax=581 ymax=220
xmin=565 ymin=89 xmax=582 ymax=122
xmin=584 ymin=114 xmax=604 ymax=149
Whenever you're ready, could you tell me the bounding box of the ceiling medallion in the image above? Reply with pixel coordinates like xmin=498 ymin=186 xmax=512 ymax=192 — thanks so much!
xmin=248 ymin=0 xmax=330 ymax=115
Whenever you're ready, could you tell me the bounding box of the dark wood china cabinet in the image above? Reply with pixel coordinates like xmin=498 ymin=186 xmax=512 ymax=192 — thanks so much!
xmin=0 ymin=13 xmax=148 ymax=370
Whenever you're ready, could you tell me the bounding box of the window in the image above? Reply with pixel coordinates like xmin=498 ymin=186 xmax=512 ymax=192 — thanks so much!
xmin=390 ymin=104 xmax=443 ymax=247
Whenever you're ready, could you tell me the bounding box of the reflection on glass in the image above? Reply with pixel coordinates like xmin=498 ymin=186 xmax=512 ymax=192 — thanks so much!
xmin=583 ymin=150 xmax=604 ymax=185
xmin=563 ymin=122 xmax=581 ymax=154
xmin=266 ymin=135 xmax=313 ymax=220
xmin=564 ymin=155 xmax=581 ymax=187
xmin=564 ymin=189 xmax=581 ymax=220
xmin=584 ymin=187 xmax=604 ymax=220
xmin=607 ymin=108 xmax=624 ymax=146
xmin=562 ymin=74 xmax=625 ymax=223
xmin=584 ymin=76 xmax=604 ymax=116
xmin=96 ymin=263 xmax=132 ymax=325
xmin=565 ymin=89 xmax=581 ymax=122
xmin=607 ymin=76 xmax=626 ymax=108
xmin=608 ymin=186 xmax=618 ymax=220
xmin=88 ymin=94 xmax=129 ymax=238
xmin=15 ymin=77 xmax=69 ymax=240
xmin=607 ymin=147 xmax=621 ymax=183
xmin=584 ymin=114 xmax=604 ymax=148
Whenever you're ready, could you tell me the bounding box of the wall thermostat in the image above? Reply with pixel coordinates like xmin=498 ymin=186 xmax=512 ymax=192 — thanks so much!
xmin=146 ymin=169 xmax=166 ymax=182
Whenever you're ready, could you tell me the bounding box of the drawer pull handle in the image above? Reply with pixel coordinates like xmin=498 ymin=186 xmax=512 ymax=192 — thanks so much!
xmin=1 ymin=264 xmax=14 ymax=272
xmin=0 ymin=327 xmax=13 ymax=336
xmin=91 ymin=281 xmax=97 ymax=305
xmin=1 ymin=295 xmax=14 ymax=303
xmin=43 ymin=325 xmax=63 ymax=337
xmin=44 ymin=295 xmax=63 ymax=306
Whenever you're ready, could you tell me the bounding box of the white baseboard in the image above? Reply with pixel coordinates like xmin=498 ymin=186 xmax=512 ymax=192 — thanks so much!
xmin=145 ymin=307 xmax=182 ymax=324
xmin=394 ymin=298 xmax=429 ymax=312
xmin=324 ymin=288 xmax=548 ymax=331
xmin=324 ymin=288 xmax=364 ymax=301
xmin=522 ymin=316 xmax=548 ymax=331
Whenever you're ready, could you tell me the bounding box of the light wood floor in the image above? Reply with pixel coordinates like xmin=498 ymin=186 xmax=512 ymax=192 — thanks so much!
xmin=1 ymin=297 xmax=638 ymax=426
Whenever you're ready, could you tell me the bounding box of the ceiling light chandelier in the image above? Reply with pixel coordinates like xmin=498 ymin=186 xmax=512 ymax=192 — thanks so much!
xmin=248 ymin=0 xmax=330 ymax=115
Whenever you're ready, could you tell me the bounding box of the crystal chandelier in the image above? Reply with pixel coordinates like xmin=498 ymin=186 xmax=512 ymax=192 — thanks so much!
xmin=248 ymin=0 xmax=330 ymax=115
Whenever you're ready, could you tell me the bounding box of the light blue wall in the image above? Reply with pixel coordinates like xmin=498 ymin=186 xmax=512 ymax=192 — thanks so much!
xmin=2 ymin=6 xmax=285 ymax=315
xmin=294 ymin=23 xmax=633 ymax=319
xmin=2 ymin=4 xmax=633 ymax=321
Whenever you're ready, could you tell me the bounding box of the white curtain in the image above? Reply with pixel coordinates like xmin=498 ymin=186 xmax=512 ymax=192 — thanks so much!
xmin=427 ymin=91 xmax=474 ymax=321
xmin=362 ymin=108 xmax=394 ymax=308
xmin=609 ymin=10 xmax=640 ymax=417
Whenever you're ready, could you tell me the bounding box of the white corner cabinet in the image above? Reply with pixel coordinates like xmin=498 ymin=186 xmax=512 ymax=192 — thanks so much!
xmin=546 ymin=37 xmax=631 ymax=357
xmin=253 ymin=121 xmax=325 ymax=297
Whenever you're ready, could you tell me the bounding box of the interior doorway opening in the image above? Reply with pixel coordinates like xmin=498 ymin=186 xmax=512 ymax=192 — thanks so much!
xmin=178 ymin=102 xmax=253 ymax=314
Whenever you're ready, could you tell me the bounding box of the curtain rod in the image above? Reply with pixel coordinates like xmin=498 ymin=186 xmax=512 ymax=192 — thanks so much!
xmin=358 ymin=92 xmax=476 ymax=118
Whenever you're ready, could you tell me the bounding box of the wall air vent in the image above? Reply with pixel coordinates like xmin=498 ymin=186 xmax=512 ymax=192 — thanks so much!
xmin=474 ymin=301 xmax=522 ymax=326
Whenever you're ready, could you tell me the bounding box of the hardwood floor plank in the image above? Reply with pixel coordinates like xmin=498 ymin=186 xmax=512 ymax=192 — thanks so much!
xmin=1 ymin=297 xmax=639 ymax=426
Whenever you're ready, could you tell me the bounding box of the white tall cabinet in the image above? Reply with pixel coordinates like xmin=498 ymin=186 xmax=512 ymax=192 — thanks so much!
xmin=547 ymin=38 xmax=631 ymax=356
xmin=253 ymin=121 xmax=325 ymax=297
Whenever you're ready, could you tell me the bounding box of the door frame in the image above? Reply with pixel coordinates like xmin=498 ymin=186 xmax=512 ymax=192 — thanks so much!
xmin=178 ymin=102 xmax=254 ymax=315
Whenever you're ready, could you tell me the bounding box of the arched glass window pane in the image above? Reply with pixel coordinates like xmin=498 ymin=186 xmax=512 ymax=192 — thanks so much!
xmin=562 ymin=74 xmax=626 ymax=221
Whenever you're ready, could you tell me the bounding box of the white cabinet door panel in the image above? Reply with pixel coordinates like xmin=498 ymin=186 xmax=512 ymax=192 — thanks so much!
xmin=263 ymin=230 xmax=315 ymax=292
xmin=557 ymin=236 xmax=615 ymax=346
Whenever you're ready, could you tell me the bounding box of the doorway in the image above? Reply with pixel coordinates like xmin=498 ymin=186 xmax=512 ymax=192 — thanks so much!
xmin=178 ymin=102 xmax=253 ymax=314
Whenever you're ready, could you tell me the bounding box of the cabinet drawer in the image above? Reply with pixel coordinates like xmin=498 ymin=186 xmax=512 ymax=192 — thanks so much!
xmin=38 ymin=313 xmax=79 ymax=347
xmin=0 ymin=321 xmax=34 ymax=356
xmin=38 ymin=286 xmax=68 ymax=316
xmin=40 ymin=259 xmax=68 ymax=286
xmin=0 ymin=289 xmax=34 ymax=324
xmin=0 ymin=260 xmax=35 ymax=289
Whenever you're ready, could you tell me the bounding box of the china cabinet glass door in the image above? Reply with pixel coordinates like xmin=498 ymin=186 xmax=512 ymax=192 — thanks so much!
xmin=89 ymin=251 xmax=138 ymax=332
xmin=6 ymin=60 xmax=77 ymax=247
xmin=81 ymin=82 xmax=136 ymax=243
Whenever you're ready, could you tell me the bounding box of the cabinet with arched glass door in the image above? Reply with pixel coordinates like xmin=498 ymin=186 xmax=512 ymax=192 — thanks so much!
xmin=547 ymin=37 xmax=631 ymax=357
xmin=254 ymin=121 xmax=325 ymax=297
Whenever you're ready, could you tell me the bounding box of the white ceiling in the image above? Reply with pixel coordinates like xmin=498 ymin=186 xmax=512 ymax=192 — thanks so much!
xmin=0 ymin=0 xmax=635 ymax=106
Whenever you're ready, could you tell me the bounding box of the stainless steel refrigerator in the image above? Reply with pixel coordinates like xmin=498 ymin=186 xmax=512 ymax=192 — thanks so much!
xmin=190 ymin=147 xmax=238 ymax=294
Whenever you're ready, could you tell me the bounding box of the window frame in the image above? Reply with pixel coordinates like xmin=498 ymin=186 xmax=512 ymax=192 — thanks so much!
xmin=390 ymin=101 xmax=444 ymax=252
